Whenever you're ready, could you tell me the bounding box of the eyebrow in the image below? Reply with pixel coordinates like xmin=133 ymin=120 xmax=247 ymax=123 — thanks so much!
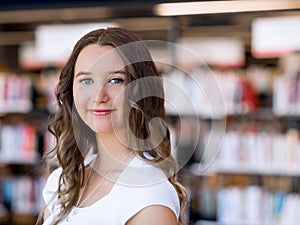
xmin=107 ymin=70 xmax=126 ymax=75
xmin=75 ymin=70 xmax=126 ymax=77
xmin=75 ymin=71 xmax=92 ymax=77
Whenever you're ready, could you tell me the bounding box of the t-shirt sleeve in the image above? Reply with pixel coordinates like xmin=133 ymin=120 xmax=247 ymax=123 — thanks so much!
xmin=42 ymin=167 xmax=62 ymax=212
xmin=120 ymin=180 xmax=180 ymax=224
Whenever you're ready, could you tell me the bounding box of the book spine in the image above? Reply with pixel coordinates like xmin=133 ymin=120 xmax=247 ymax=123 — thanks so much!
xmin=0 ymin=123 xmax=37 ymax=164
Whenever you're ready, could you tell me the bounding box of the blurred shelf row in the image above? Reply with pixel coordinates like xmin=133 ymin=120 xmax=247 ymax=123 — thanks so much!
xmin=186 ymin=172 xmax=300 ymax=225
xmin=190 ymin=128 xmax=300 ymax=177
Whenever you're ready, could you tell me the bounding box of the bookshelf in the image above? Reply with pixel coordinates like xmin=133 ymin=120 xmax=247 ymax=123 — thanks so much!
xmin=0 ymin=71 xmax=53 ymax=224
xmin=0 ymin=2 xmax=298 ymax=225
xmin=172 ymin=52 xmax=300 ymax=225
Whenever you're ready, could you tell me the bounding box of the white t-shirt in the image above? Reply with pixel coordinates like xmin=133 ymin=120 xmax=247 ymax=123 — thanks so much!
xmin=42 ymin=156 xmax=180 ymax=225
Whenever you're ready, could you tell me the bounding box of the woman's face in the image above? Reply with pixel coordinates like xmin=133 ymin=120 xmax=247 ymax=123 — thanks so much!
xmin=73 ymin=44 xmax=127 ymax=134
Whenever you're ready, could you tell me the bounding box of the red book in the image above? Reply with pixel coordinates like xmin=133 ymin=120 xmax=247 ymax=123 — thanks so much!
xmin=21 ymin=124 xmax=36 ymax=163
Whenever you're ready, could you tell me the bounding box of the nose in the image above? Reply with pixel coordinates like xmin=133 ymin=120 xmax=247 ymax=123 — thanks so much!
xmin=94 ymin=85 xmax=109 ymax=104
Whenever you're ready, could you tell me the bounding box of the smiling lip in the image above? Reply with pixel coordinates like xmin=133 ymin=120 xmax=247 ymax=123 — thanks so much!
xmin=89 ymin=109 xmax=115 ymax=116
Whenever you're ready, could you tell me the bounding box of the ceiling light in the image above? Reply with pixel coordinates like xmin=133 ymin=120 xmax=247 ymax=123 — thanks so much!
xmin=154 ymin=0 xmax=300 ymax=16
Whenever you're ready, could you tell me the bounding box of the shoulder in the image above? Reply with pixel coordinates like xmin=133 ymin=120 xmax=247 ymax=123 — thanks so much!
xmin=126 ymin=205 xmax=178 ymax=225
xmin=43 ymin=167 xmax=62 ymax=191
xmin=42 ymin=167 xmax=62 ymax=209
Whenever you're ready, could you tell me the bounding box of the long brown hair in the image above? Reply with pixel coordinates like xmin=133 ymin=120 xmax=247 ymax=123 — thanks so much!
xmin=42 ymin=27 xmax=188 ymax=225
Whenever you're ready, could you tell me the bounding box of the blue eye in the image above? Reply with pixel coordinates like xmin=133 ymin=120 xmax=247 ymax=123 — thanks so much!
xmin=109 ymin=78 xmax=124 ymax=84
xmin=79 ymin=78 xmax=93 ymax=85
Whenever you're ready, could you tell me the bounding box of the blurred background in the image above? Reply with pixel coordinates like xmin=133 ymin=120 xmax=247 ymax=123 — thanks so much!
xmin=0 ymin=0 xmax=300 ymax=224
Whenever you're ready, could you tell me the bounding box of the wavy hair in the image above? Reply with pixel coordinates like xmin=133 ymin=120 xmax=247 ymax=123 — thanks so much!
xmin=41 ymin=27 xmax=188 ymax=225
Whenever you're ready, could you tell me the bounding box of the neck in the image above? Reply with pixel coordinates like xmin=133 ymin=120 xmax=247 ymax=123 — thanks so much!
xmin=94 ymin=130 xmax=133 ymax=174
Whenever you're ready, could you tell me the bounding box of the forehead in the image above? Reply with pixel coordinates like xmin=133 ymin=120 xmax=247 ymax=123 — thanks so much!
xmin=75 ymin=44 xmax=125 ymax=73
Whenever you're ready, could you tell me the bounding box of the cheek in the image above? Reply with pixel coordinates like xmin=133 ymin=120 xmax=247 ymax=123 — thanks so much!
xmin=111 ymin=86 xmax=126 ymax=103
xmin=73 ymin=85 xmax=89 ymax=111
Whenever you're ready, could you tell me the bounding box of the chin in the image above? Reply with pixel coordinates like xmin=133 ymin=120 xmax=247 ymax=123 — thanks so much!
xmin=92 ymin=126 xmax=115 ymax=134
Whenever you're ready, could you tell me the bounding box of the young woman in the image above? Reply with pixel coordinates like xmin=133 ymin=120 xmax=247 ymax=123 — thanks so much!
xmin=39 ymin=27 xmax=187 ymax=225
